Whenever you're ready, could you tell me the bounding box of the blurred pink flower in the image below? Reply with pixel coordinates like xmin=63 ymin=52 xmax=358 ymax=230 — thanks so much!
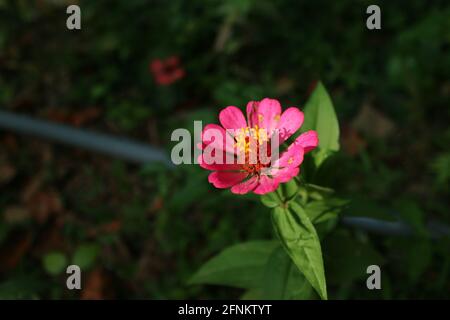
xmin=149 ymin=56 xmax=185 ymax=86
xmin=198 ymin=98 xmax=318 ymax=195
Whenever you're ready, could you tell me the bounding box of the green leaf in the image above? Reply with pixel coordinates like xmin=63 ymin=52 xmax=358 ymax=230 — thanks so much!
xmin=261 ymin=191 xmax=282 ymax=208
xmin=72 ymin=243 xmax=100 ymax=270
xmin=343 ymin=197 xmax=396 ymax=221
xmin=261 ymin=181 xmax=299 ymax=208
xmin=261 ymin=246 xmax=313 ymax=299
xmin=302 ymin=82 xmax=340 ymax=166
xmin=189 ymin=241 xmax=278 ymax=289
xmin=305 ymin=197 xmax=348 ymax=224
xmin=0 ymin=273 xmax=47 ymax=299
xmin=395 ymin=199 xmax=428 ymax=236
xmin=323 ymin=230 xmax=385 ymax=285
xmin=305 ymin=183 xmax=335 ymax=197
xmin=431 ymin=152 xmax=450 ymax=185
xmin=240 ymin=289 xmax=262 ymax=300
xmin=405 ymin=239 xmax=432 ymax=283
xmin=169 ymin=172 xmax=209 ymax=212
xmin=271 ymin=202 xmax=327 ymax=299
xmin=43 ymin=252 xmax=67 ymax=276
xmin=389 ymin=238 xmax=432 ymax=284
xmin=280 ymin=179 xmax=299 ymax=201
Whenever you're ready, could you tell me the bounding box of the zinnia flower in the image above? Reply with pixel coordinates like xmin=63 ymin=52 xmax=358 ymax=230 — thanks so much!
xmin=198 ymin=98 xmax=319 ymax=195
xmin=149 ymin=56 xmax=185 ymax=86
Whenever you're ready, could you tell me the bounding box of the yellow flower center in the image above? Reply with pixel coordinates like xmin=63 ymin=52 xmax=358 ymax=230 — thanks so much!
xmin=234 ymin=125 xmax=269 ymax=154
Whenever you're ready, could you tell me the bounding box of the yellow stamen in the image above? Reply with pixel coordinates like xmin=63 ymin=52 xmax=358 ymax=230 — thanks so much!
xmin=233 ymin=125 xmax=269 ymax=153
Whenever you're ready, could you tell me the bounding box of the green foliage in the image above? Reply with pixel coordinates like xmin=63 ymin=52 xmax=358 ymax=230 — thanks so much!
xmin=271 ymin=203 xmax=327 ymax=300
xmin=279 ymin=180 xmax=300 ymax=202
xmin=189 ymin=241 xmax=316 ymax=300
xmin=106 ymin=102 xmax=152 ymax=131
xmin=323 ymin=230 xmax=385 ymax=285
xmin=431 ymin=153 xmax=450 ymax=186
xmin=72 ymin=243 xmax=100 ymax=270
xmin=261 ymin=246 xmax=313 ymax=299
xmin=305 ymin=197 xmax=348 ymax=224
xmin=343 ymin=197 xmax=397 ymax=221
xmin=302 ymin=82 xmax=340 ymax=166
xmin=189 ymin=241 xmax=277 ymax=289
xmin=395 ymin=199 xmax=428 ymax=236
xmin=260 ymin=191 xmax=282 ymax=208
xmin=0 ymin=273 xmax=48 ymax=299
xmin=43 ymin=252 xmax=67 ymax=276
xmin=403 ymin=239 xmax=432 ymax=283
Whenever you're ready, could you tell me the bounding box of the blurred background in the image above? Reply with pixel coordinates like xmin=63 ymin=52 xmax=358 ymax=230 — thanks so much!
xmin=0 ymin=0 xmax=449 ymax=299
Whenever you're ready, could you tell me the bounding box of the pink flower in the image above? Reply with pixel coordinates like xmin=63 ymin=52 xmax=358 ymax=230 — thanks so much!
xmin=198 ymin=98 xmax=319 ymax=195
xmin=149 ymin=56 xmax=185 ymax=86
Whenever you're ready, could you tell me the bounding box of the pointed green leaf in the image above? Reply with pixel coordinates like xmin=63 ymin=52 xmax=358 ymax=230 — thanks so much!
xmin=189 ymin=241 xmax=278 ymax=289
xmin=43 ymin=252 xmax=67 ymax=276
xmin=305 ymin=197 xmax=349 ymax=223
xmin=281 ymin=179 xmax=299 ymax=201
xmin=271 ymin=202 xmax=327 ymax=299
xmin=261 ymin=246 xmax=313 ymax=300
xmin=302 ymin=82 xmax=340 ymax=166
xmin=240 ymin=289 xmax=262 ymax=300
xmin=261 ymin=191 xmax=282 ymax=208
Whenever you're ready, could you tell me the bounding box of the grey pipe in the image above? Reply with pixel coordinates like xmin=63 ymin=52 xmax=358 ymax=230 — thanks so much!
xmin=340 ymin=216 xmax=450 ymax=239
xmin=340 ymin=216 xmax=413 ymax=237
xmin=0 ymin=110 xmax=174 ymax=167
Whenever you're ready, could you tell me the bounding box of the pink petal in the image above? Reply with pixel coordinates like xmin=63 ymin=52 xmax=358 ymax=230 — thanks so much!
xmin=201 ymin=124 xmax=235 ymax=155
xmin=277 ymin=107 xmax=304 ymax=144
xmin=197 ymin=154 xmax=242 ymax=171
xmin=253 ymin=176 xmax=279 ymax=195
xmin=208 ymin=171 xmax=247 ymax=189
xmin=231 ymin=175 xmax=259 ymax=194
xmin=294 ymin=130 xmax=319 ymax=153
xmin=273 ymin=167 xmax=299 ymax=183
xmin=255 ymin=98 xmax=282 ymax=134
xmin=219 ymin=106 xmax=247 ymax=131
xmin=246 ymin=100 xmax=260 ymax=128
xmin=273 ymin=143 xmax=305 ymax=169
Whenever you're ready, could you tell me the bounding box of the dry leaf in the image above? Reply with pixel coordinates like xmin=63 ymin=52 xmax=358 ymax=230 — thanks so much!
xmin=0 ymin=232 xmax=33 ymax=272
xmin=27 ymin=191 xmax=62 ymax=223
xmin=3 ymin=206 xmax=30 ymax=224
xmin=32 ymin=222 xmax=66 ymax=256
xmin=1 ymin=134 xmax=18 ymax=152
xmin=149 ymin=196 xmax=164 ymax=214
xmin=342 ymin=126 xmax=367 ymax=156
xmin=0 ymin=163 xmax=16 ymax=185
xmin=46 ymin=107 xmax=100 ymax=127
xmin=87 ymin=220 xmax=122 ymax=237
xmin=22 ymin=174 xmax=44 ymax=203
xmin=69 ymin=107 xmax=101 ymax=127
xmin=275 ymin=77 xmax=295 ymax=95
xmin=81 ymin=268 xmax=113 ymax=300
xmin=352 ymin=104 xmax=395 ymax=139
